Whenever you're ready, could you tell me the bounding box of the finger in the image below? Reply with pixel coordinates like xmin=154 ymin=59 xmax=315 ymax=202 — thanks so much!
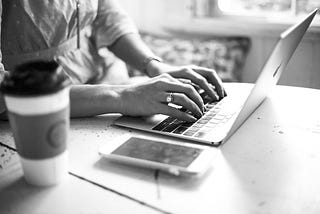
xmin=154 ymin=73 xmax=180 ymax=83
xmin=191 ymin=65 xmax=226 ymax=98
xmin=159 ymin=103 xmax=198 ymax=122
xmin=208 ymin=83 xmax=227 ymax=96
xmin=156 ymin=81 xmax=204 ymax=112
xmin=223 ymin=87 xmax=228 ymax=97
xmin=181 ymin=68 xmax=220 ymax=101
xmin=162 ymin=92 xmax=203 ymax=118
xmin=178 ymin=78 xmax=202 ymax=92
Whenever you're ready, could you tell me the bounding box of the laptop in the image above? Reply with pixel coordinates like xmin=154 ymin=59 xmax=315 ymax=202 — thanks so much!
xmin=114 ymin=9 xmax=318 ymax=146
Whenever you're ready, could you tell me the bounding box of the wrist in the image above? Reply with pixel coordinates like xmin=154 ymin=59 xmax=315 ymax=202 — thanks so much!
xmin=69 ymin=85 xmax=126 ymax=117
xmin=106 ymin=86 xmax=128 ymax=114
xmin=116 ymin=86 xmax=135 ymax=115
xmin=143 ymin=56 xmax=163 ymax=77
xmin=147 ymin=59 xmax=166 ymax=77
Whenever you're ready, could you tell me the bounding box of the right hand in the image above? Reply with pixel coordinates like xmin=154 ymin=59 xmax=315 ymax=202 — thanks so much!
xmin=118 ymin=73 xmax=204 ymax=122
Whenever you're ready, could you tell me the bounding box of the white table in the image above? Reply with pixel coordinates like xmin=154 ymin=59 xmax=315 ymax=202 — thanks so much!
xmin=0 ymin=161 xmax=161 ymax=214
xmin=1 ymin=83 xmax=320 ymax=214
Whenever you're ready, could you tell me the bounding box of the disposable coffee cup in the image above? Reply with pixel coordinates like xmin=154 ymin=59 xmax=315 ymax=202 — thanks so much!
xmin=0 ymin=61 xmax=71 ymax=186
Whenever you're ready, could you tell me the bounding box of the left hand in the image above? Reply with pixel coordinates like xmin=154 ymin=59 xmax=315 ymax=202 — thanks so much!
xmin=146 ymin=61 xmax=226 ymax=101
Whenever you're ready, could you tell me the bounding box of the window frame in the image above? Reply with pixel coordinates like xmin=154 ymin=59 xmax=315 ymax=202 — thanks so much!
xmin=188 ymin=0 xmax=320 ymax=37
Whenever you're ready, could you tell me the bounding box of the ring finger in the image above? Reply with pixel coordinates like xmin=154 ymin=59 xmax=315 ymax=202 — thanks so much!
xmin=162 ymin=92 xmax=203 ymax=119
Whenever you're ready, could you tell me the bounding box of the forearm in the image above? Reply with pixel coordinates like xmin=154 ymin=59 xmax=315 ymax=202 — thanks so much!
xmin=0 ymin=93 xmax=7 ymax=120
xmin=108 ymin=33 xmax=156 ymax=75
xmin=70 ymin=84 xmax=124 ymax=118
xmin=0 ymin=85 xmax=126 ymax=119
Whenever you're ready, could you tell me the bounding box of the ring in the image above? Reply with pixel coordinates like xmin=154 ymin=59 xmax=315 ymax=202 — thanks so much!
xmin=166 ymin=92 xmax=174 ymax=103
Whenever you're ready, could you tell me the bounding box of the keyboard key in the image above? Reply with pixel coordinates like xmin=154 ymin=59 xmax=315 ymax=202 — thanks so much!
xmin=204 ymin=123 xmax=217 ymax=129
xmin=206 ymin=112 xmax=217 ymax=117
xmin=200 ymin=128 xmax=212 ymax=133
xmin=194 ymin=132 xmax=207 ymax=138
xmin=162 ymin=120 xmax=184 ymax=132
xmin=197 ymin=119 xmax=210 ymax=124
xmin=173 ymin=126 xmax=188 ymax=134
xmin=214 ymin=115 xmax=225 ymax=120
xmin=182 ymin=121 xmax=195 ymax=127
xmin=206 ymin=103 xmax=217 ymax=109
xmin=152 ymin=117 xmax=176 ymax=131
xmin=192 ymin=123 xmax=205 ymax=128
xmin=214 ymin=106 xmax=222 ymax=111
xmin=187 ymin=126 xmax=201 ymax=133
xmin=202 ymin=115 xmax=212 ymax=120
xmin=221 ymin=118 xmax=229 ymax=124
xmin=183 ymin=130 xmax=197 ymax=137
xmin=211 ymin=109 xmax=220 ymax=114
xmin=225 ymin=114 xmax=233 ymax=119
xmin=209 ymin=119 xmax=220 ymax=124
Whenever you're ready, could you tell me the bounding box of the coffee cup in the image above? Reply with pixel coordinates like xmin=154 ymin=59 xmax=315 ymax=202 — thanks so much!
xmin=0 ymin=61 xmax=71 ymax=186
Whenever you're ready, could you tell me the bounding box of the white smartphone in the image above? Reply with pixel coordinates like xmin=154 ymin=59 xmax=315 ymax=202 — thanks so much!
xmin=98 ymin=134 xmax=218 ymax=176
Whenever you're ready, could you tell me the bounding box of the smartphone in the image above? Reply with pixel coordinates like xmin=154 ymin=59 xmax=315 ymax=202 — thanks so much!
xmin=98 ymin=135 xmax=218 ymax=176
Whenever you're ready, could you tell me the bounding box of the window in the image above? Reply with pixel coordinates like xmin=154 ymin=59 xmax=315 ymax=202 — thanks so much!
xmin=194 ymin=0 xmax=320 ymax=19
xmin=188 ymin=0 xmax=320 ymax=37
xmin=218 ymin=0 xmax=320 ymax=16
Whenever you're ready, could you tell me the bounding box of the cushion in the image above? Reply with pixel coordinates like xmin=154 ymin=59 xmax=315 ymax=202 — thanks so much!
xmin=130 ymin=32 xmax=251 ymax=82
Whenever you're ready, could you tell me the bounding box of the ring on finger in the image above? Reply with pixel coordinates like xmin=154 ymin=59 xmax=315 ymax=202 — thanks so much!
xmin=166 ymin=92 xmax=174 ymax=103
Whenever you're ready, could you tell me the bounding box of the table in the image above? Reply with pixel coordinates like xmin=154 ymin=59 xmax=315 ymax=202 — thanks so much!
xmin=1 ymin=83 xmax=320 ymax=214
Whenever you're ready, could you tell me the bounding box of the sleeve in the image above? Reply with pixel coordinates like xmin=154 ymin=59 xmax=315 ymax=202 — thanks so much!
xmin=91 ymin=0 xmax=139 ymax=49
xmin=0 ymin=0 xmax=5 ymax=76
xmin=0 ymin=0 xmax=7 ymax=115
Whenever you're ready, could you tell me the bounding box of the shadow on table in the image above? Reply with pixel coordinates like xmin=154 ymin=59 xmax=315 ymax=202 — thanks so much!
xmin=220 ymin=98 xmax=295 ymax=206
xmin=0 ymin=177 xmax=57 ymax=213
xmin=93 ymin=156 xmax=214 ymax=191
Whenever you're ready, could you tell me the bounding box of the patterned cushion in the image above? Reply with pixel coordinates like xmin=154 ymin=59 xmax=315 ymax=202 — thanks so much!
xmin=131 ymin=33 xmax=251 ymax=82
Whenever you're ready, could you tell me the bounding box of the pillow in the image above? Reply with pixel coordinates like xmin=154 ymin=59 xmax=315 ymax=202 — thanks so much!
xmin=130 ymin=33 xmax=251 ymax=82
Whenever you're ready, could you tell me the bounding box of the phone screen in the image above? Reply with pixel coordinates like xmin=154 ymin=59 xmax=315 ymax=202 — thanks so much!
xmin=111 ymin=137 xmax=203 ymax=167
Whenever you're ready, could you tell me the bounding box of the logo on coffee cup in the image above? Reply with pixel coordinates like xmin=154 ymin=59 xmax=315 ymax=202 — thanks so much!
xmin=47 ymin=120 xmax=67 ymax=148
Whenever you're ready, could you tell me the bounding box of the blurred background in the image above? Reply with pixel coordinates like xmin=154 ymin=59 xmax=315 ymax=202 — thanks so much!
xmin=119 ymin=0 xmax=320 ymax=89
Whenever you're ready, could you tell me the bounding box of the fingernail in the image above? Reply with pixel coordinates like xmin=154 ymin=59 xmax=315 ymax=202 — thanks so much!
xmin=189 ymin=116 xmax=197 ymax=122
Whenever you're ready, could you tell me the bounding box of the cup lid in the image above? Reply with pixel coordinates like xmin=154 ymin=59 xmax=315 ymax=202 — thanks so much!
xmin=0 ymin=60 xmax=71 ymax=96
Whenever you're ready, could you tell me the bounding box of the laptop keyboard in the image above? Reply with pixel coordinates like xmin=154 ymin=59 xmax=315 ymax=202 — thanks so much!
xmin=152 ymin=94 xmax=237 ymax=139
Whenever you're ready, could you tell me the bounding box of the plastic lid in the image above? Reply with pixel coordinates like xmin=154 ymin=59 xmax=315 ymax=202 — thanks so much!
xmin=0 ymin=60 xmax=71 ymax=96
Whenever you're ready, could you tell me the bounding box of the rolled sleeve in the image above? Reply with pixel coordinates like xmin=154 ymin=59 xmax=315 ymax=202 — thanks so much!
xmin=0 ymin=0 xmax=4 ymax=75
xmin=92 ymin=0 xmax=139 ymax=49
xmin=0 ymin=0 xmax=6 ymax=115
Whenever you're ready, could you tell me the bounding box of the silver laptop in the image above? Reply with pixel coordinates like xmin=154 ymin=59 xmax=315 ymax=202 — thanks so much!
xmin=115 ymin=9 xmax=318 ymax=146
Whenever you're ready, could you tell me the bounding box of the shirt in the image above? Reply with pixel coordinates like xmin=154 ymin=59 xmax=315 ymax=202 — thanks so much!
xmin=0 ymin=0 xmax=138 ymax=84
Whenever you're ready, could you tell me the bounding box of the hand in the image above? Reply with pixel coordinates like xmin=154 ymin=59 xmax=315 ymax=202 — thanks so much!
xmin=118 ymin=73 xmax=205 ymax=122
xmin=147 ymin=61 xmax=226 ymax=101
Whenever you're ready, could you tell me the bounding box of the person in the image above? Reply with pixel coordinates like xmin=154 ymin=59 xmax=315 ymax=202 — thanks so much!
xmin=0 ymin=0 xmax=226 ymax=122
